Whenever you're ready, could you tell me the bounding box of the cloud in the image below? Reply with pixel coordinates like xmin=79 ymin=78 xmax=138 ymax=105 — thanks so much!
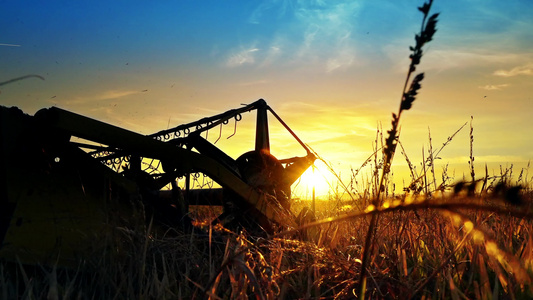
xmin=55 ymin=89 xmax=144 ymax=105
xmin=277 ymin=101 xmax=379 ymax=139
xmin=386 ymin=45 xmax=523 ymax=74
xmin=237 ymin=79 xmax=269 ymax=87
xmin=260 ymin=44 xmax=283 ymax=67
xmin=493 ymin=63 xmax=533 ymax=77
xmin=95 ymin=90 xmax=142 ymax=101
xmin=248 ymin=0 xmax=291 ymax=25
xmin=326 ymin=33 xmax=356 ymax=73
xmin=479 ymin=84 xmax=510 ymax=91
xmin=228 ymin=1 xmax=362 ymax=72
xmin=294 ymin=2 xmax=360 ymax=72
xmin=226 ymin=46 xmax=260 ymax=67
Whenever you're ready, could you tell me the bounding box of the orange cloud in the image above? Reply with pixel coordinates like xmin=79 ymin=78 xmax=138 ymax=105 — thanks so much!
xmin=479 ymin=84 xmax=509 ymax=90
xmin=493 ymin=63 xmax=533 ymax=77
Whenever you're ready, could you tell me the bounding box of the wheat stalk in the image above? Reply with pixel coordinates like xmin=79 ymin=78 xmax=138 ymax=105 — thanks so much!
xmin=358 ymin=1 xmax=439 ymax=297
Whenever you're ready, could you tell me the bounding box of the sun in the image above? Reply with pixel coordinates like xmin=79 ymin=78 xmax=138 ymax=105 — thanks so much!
xmin=292 ymin=162 xmax=332 ymax=199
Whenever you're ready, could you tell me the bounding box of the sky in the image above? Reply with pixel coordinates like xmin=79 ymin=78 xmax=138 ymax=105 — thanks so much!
xmin=1 ymin=0 xmax=532 ymax=197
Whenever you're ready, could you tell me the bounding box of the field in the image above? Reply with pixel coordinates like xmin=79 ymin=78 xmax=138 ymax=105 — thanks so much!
xmin=1 ymin=166 xmax=532 ymax=299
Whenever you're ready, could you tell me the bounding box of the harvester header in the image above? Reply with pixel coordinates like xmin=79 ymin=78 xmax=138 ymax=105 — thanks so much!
xmin=0 ymin=100 xmax=315 ymax=264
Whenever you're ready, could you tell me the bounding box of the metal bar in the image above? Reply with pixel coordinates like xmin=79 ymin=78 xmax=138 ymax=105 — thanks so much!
xmin=255 ymin=99 xmax=270 ymax=152
xmin=70 ymin=141 xmax=114 ymax=151
xmin=150 ymin=99 xmax=267 ymax=139
xmin=267 ymin=106 xmax=311 ymax=155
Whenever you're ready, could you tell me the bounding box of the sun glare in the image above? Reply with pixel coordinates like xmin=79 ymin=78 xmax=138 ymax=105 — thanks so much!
xmin=292 ymin=163 xmax=332 ymax=199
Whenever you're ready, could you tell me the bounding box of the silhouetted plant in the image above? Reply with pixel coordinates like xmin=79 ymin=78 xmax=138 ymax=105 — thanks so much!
xmin=383 ymin=3 xmax=439 ymax=193
xmin=359 ymin=1 xmax=439 ymax=297
xmin=0 ymin=74 xmax=44 ymax=87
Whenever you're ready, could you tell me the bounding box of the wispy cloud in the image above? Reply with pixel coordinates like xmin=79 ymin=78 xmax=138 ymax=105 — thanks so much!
xmin=95 ymin=90 xmax=143 ymax=101
xmin=326 ymin=32 xmax=356 ymax=72
xmin=237 ymin=80 xmax=269 ymax=87
xmin=479 ymin=84 xmax=510 ymax=91
xmin=0 ymin=43 xmax=21 ymax=47
xmin=387 ymin=46 xmax=523 ymax=73
xmin=493 ymin=63 xmax=533 ymax=77
xmin=248 ymin=0 xmax=293 ymax=25
xmin=294 ymin=1 xmax=360 ymax=72
xmin=261 ymin=45 xmax=282 ymax=67
xmin=228 ymin=1 xmax=362 ymax=73
xmin=226 ymin=46 xmax=260 ymax=67
xmin=54 ymin=89 xmax=144 ymax=105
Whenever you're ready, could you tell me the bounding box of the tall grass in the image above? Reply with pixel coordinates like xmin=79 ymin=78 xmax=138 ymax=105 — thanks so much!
xmin=2 ymin=172 xmax=531 ymax=299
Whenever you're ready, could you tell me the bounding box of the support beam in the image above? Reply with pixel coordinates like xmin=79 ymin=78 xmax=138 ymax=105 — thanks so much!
xmin=255 ymin=99 xmax=270 ymax=152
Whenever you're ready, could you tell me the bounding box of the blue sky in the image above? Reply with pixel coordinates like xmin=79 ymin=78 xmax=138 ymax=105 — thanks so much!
xmin=1 ymin=0 xmax=532 ymax=195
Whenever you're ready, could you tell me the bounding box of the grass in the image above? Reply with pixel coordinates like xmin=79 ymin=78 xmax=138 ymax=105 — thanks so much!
xmin=2 ymin=0 xmax=533 ymax=299
xmin=2 ymin=178 xmax=532 ymax=299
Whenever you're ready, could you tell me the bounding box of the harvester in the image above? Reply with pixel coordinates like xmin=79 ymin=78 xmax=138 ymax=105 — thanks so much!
xmin=0 ymin=99 xmax=315 ymax=265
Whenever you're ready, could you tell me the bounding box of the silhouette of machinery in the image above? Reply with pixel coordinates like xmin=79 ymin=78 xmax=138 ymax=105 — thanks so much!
xmin=0 ymin=99 xmax=315 ymax=264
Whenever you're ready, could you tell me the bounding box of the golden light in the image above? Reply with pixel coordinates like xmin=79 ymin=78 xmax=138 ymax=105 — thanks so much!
xmin=292 ymin=161 xmax=333 ymax=199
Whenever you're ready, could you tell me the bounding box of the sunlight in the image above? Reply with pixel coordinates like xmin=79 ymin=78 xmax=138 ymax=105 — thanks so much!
xmin=292 ymin=162 xmax=333 ymax=199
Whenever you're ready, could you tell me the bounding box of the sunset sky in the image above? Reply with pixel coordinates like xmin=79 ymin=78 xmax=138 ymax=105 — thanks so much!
xmin=1 ymin=0 xmax=532 ymax=197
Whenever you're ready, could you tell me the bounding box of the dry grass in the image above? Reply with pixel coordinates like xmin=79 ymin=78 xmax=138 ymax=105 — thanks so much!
xmin=2 ymin=178 xmax=532 ymax=299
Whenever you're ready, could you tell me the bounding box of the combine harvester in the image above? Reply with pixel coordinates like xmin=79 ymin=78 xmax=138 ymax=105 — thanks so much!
xmin=0 ymin=99 xmax=316 ymax=265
